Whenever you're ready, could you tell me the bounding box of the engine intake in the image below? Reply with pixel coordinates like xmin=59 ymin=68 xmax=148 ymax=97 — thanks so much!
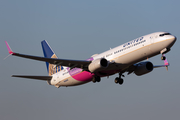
xmin=134 ymin=61 xmax=154 ymax=76
xmin=88 ymin=58 xmax=109 ymax=72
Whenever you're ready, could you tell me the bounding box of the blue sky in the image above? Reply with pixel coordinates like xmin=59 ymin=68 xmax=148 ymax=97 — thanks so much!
xmin=0 ymin=0 xmax=180 ymax=120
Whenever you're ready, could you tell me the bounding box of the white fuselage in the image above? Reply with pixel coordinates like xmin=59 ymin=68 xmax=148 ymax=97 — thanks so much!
xmin=50 ymin=32 xmax=176 ymax=87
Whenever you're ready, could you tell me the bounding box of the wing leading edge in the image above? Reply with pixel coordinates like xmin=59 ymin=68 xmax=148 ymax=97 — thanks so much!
xmin=126 ymin=54 xmax=169 ymax=75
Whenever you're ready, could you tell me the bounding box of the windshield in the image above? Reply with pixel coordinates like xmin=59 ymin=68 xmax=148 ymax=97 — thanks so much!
xmin=159 ymin=33 xmax=171 ymax=37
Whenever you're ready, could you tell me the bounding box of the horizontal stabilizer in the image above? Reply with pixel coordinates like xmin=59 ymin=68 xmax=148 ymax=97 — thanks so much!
xmin=12 ymin=75 xmax=52 ymax=81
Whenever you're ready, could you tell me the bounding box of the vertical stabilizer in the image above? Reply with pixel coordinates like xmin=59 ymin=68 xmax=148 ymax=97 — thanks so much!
xmin=41 ymin=40 xmax=63 ymax=75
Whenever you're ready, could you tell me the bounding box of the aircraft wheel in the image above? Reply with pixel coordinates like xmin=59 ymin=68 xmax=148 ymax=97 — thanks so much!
xmin=161 ymin=56 xmax=166 ymax=60
xmin=115 ymin=77 xmax=119 ymax=84
xmin=118 ymin=78 xmax=124 ymax=85
xmin=92 ymin=77 xmax=96 ymax=83
xmin=92 ymin=76 xmax=101 ymax=83
xmin=96 ymin=76 xmax=101 ymax=82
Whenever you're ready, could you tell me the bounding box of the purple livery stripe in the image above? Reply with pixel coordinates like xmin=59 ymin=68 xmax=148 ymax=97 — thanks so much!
xmin=68 ymin=57 xmax=95 ymax=82
xmin=86 ymin=57 xmax=94 ymax=61
xmin=71 ymin=71 xmax=94 ymax=82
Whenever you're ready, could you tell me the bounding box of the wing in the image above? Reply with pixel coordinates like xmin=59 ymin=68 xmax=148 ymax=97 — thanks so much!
xmin=11 ymin=52 xmax=91 ymax=68
xmin=126 ymin=55 xmax=169 ymax=75
xmin=5 ymin=41 xmax=91 ymax=69
xmin=12 ymin=75 xmax=52 ymax=81
xmin=153 ymin=55 xmax=169 ymax=70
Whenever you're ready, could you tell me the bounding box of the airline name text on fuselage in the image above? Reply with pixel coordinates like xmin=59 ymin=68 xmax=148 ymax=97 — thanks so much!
xmin=123 ymin=37 xmax=144 ymax=48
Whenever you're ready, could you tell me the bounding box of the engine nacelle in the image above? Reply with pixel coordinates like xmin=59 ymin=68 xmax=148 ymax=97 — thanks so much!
xmin=88 ymin=58 xmax=109 ymax=72
xmin=134 ymin=61 xmax=154 ymax=76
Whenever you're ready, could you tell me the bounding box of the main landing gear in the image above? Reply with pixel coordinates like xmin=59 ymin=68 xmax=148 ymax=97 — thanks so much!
xmin=92 ymin=76 xmax=101 ymax=83
xmin=114 ymin=73 xmax=124 ymax=85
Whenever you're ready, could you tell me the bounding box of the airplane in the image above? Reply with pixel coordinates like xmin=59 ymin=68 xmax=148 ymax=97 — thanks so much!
xmin=5 ymin=32 xmax=176 ymax=88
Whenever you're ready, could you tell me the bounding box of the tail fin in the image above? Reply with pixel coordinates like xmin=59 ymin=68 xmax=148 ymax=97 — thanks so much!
xmin=41 ymin=40 xmax=64 ymax=76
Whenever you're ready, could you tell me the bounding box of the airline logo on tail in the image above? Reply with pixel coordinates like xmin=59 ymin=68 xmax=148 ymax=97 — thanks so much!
xmin=41 ymin=40 xmax=64 ymax=76
xmin=48 ymin=54 xmax=63 ymax=76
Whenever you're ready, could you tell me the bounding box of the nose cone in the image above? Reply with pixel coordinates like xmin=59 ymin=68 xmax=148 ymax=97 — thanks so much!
xmin=174 ymin=36 xmax=177 ymax=42
xmin=167 ymin=35 xmax=176 ymax=48
xmin=171 ymin=35 xmax=177 ymax=44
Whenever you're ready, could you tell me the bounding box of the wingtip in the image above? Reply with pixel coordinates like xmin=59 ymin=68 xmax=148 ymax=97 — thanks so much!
xmin=5 ymin=41 xmax=13 ymax=54
xmin=163 ymin=54 xmax=169 ymax=66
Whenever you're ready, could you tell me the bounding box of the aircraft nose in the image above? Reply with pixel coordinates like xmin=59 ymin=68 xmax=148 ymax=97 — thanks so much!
xmin=174 ymin=36 xmax=177 ymax=41
xmin=171 ymin=35 xmax=177 ymax=43
xmin=168 ymin=35 xmax=177 ymax=48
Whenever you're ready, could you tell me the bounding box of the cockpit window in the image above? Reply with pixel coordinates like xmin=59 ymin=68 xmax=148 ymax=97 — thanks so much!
xmin=159 ymin=33 xmax=171 ymax=37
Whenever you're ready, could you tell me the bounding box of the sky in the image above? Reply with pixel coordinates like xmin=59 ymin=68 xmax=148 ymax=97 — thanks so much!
xmin=0 ymin=0 xmax=180 ymax=120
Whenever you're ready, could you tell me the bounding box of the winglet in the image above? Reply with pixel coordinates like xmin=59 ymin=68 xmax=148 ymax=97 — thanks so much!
xmin=163 ymin=54 xmax=169 ymax=66
xmin=153 ymin=54 xmax=169 ymax=71
xmin=5 ymin=41 xmax=13 ymax=54
xmin=163 ymin=54 xmax=169 ymax=71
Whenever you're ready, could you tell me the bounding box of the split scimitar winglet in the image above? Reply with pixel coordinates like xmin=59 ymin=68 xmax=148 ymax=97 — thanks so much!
xmin=4 ymin=41 xmax=13 ymax=60
xmin=163 ymin=54 xmax=169 ymax=71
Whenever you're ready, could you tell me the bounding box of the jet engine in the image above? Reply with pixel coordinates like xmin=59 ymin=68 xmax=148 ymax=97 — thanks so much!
xmin=88 ymin=58 xmax=109 ymax=72
xmin=134 ymin=61 xmax=154 ymax=76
